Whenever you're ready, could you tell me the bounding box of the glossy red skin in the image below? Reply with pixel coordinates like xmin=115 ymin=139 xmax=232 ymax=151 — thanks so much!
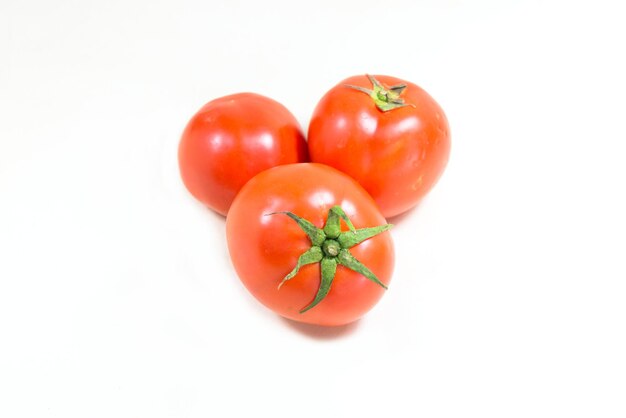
xmin=308 ymin=75 xmax=451 ymax=218
xmin=178 ymin=93 xmax=308 ymax=216
xmin=226 ymin=163 xmax=394 ymax=326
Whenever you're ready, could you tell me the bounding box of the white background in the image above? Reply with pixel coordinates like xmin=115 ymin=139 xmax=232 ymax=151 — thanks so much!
xmin=1 ymin=0 xmax=625 ymax=416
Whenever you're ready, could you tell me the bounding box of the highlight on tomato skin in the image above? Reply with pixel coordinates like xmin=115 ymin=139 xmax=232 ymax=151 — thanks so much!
xmin=178 ymin=93 xmax=308 ymax=216
xmin=225 ymin=163 xmax=395 ymax=327
xmin=307 ymin=74 xmax=451 ymax=219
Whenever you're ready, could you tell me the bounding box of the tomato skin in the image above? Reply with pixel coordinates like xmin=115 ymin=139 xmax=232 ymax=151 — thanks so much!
xmin=178 ymin=93 xmax=308 ymax=216
xmin=308 ymin=75 xmax=451 ymax=218
xmin=226 ymin=163 xmax=394 ymax=326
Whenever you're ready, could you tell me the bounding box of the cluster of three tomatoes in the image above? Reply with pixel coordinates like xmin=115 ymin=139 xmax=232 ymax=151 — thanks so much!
xmin=178 ymin=74 xmax=450 ymax=326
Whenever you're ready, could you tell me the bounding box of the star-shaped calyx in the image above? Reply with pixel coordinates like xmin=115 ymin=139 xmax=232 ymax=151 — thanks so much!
xmin=269 ymin=206 xmax=392 ymax=313
xmin=345 ymin=74 xmax=416 ymax=112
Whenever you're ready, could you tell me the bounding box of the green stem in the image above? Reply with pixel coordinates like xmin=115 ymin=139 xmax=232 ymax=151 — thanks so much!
xmin=345 ymin=74 xmax=416 ymax=112
xmin=272 ymin=206 xmax=392 ymax=313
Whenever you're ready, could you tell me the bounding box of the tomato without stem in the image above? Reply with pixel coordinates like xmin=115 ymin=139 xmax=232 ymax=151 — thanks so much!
xmin=308 ymin=74 xmax=451 ymax=218
xmin=226 ymin=163 xmax=394 ymax=326
xmin=178 ymin=93 xmax=308 ymax=216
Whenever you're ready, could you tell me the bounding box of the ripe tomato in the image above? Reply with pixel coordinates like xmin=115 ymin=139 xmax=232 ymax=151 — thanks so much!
xmin=178 ymin=93 xmax=308 ymax=216
xmin=308 ymin=74 xmax=451 ymax=218
xmin=226 ymin=163 xmax=394 ymax=326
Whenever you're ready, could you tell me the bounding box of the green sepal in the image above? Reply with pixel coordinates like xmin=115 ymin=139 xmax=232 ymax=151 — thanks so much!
xmin=274 ymin=205 xmax=390 ymax=314
xmin=278 ymin=246 xmax=323 ymax=289
xmin=323 ymin=205 xmax=356 ymax=238
xmin=344 ymin=74 xmax=415 ymax=112
xmin=338 ymin=224 xmax=393 ymax=249
xmin=337 ymin=249 xmax=388 ymax=290
xmin=375 ymin=101 xmax=413 ymax=112
xmin=300 ymin=257 xmax=337 ymax=313
xmin=267 ymin=211 xmax=325 ymax=246
xmin=343 ymin=84 xmax=372 ymax=96
xmin=367 ymin=74 xmax=383 ymax=90
xmin=388 ymin=83 xmax=408 ymax=96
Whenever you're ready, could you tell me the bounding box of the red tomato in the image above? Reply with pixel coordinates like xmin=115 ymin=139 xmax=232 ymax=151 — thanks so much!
xmin=308 ymin=74 xmax=451 ymax=218
xmin=226 ymin=163 xmax=394 ymax=326
xmin=178 ymin=93 xmax=308 ymax=216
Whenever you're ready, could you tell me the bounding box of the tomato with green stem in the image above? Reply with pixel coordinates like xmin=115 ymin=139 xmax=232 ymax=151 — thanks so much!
xmin=226 ymin=163 xmax=394 ymax=326
xmin=308 ymin=74 xmax=451 ymax=218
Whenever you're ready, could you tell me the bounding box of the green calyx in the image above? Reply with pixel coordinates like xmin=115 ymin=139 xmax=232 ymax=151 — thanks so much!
xmin=345 ymin=74 xmax=416 ymax=112
xmin=269 ymin=205 xmax=392 ymax=313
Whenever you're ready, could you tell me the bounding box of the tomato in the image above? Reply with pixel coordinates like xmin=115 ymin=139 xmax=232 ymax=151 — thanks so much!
xmin=178 ymin=93 xmax=308 ymax=216
xmin=308 ymin=74 xmax=451 ymax=218
xmin=226 ymin=163 xmax=394 ymax=326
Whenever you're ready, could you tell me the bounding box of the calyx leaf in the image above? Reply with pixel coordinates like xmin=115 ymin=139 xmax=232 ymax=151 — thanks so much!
xmin=270 ymin=205 xmax=392 ymax=313
xmin=344 ymin=74 xmax=416 ymax=112
xmin=278 ymin=246 xmax=323 ymax=289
